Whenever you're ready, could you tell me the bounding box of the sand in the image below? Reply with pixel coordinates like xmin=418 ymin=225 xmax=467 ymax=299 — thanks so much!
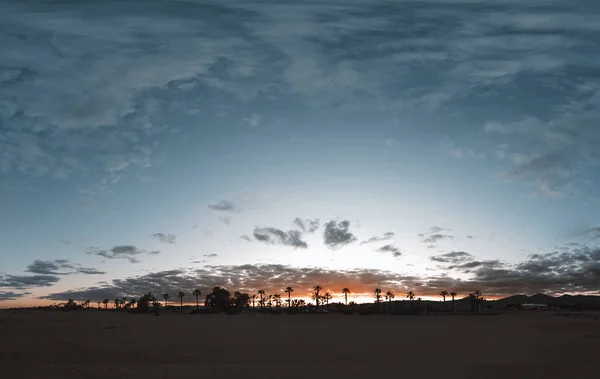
xmin=1 ymin=310 xmax=599 ymax=378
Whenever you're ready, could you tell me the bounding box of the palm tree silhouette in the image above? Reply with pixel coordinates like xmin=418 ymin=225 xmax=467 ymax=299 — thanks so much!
xmin=178 ymin=291 xmax=185 ymax=311
xmin=385 ymin=291 xmax=395 ymax=310
xmin=114 ymin=298 xmax=120 ymax=309
xmin=285 ymin=286 xmax=294 ymax=308
xmin=440 ymin=291 xmax=449 ymax=308
xmin=102 ymin=299 xmax=109 ymax=310
xmin=273 ymin=294 xmax=282 ymax=308
xmin=130 ymin=299 xmax=137 ymax=310
xmin=373 ymin=287 xmax=382 ymax=310
xmin=192 ymin=289 xmax=201 ymax=310
xmin=258 ymin=289 xmax=265 ymax=310
xmin=97 ymin=300 xmax=101 ymax=310
xmin=163 ymin=293 xmax=169 ymax=309
xmin=313 ymin=285 xmax=322 ymax=308
xmin=450 ymin=292 xmax=457 ymax=313
xmin=406 ymin=291 xmax=415 ymax=308
xmin=251 ymin=294 xmax=256 ymax=308
xmin=342 ymin=288 xmax=351 ymax=306
xmin=324 ymin=291 xmax=332 ymax=306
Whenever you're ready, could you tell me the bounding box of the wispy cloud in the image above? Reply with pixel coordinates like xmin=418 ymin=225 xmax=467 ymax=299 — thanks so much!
xmin=361 ymin=231 xmax=394 ymax=245
xmin=292 ymin=218 xmax=320 ymax=233
xmin=208 ymin=200 xmax=241 ymax=213
xmin=152 ymin=233 xmax=176 ymax=244
xmin=253 ymin=227 xmax=308 ymax=249
xmin=87 ymin=245 xmax=160 ymax=263
xmin=376 ymin=244 xmax=402 ymax=257
xmin=26 ymin=259 xmax=105 ymax=276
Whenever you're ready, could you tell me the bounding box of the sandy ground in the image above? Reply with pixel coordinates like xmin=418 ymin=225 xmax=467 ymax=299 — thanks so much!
xmin=1 ymin=310 xmax=599 ymax=378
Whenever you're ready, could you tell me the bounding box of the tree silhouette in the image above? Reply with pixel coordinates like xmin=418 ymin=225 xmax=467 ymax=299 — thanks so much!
xmin=192 ymin=289 xmax=201 ymax=310
xmin=232 ymin=291 xmax=250 ymax=308
xmin=84 ymin=300 xmax=90 ymax=308
xmin=178 ymin=291 xmax=185 ymax=311
xmin=258 ymin=289 xmax=265 ymax=310
xmin=385 ymin=291 xmax=395 ymax=310
xmin=374 ymin=288 xmax=382 ymax=309
xmin=114 ymin=298 xmax=120 ymax=309
xmin=102 ymin=298 xmax=109 ymax=310
xmin=273 ymin=293 xmax=282 ymax=308
xmin=323 ymin=291 xmax=332 ymax=306
xmin=285 ymin=286 xmax=294 ymax=308
xmin=251 ymin=294 xmax=256 ymax=308
xmin=313 ymin=285 xmax=322 ymax=308
xmin=468 ymin=291 xmax=483 ymax=313
xmin=205 ymin=286 xmax=231 ymax=309
xmin=342 ymin=288 xmax=351 ymax=306
xmin=137 ymin=293 xmax=156 ymax=313
xmin=97 ymin=300 xmax=101 ymax=310
xmin=163 ymin=293 xmax=170 ymax=309
xmin=440 ymin=291 xmax=449 ymax=308
xmin=406 ymin=291 xmax=415 ymax=307
xmin=450 ymin=292 xmax=457 ymax=313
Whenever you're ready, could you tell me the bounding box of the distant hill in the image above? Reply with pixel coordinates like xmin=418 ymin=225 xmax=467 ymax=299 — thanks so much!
xmin=488 ymin=293 xmax=600 ymax=309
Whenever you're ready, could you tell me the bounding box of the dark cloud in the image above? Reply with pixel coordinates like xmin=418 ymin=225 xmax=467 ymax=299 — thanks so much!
xmin=361 ymin=232 xmax=395 ymax=245
xmin=152 ymin=233 xmax=176 ymax=244
xmin=421 ymin=234 xmax=454 ymax=244
xmin=430 ymin=251 xmax=474 ymax=264
xmin=418 ymin=226 xmax=454 ymax=246
xmin=208 ymin=200 xmax=240 ymax=213
xmin=323 ymin=220 xmax=356 ymax=249
xmin=26 ymin=259 xmax=105 ymax=276
xmin=292 ymin=218 xmax=321 ymax=233
xmin=203 ymin=253 xmax=218 ymax=258
xmin=376 ymin=244 xmax=402 ymax=257
xmin=0 ymin=275 xmax=60 ymax=289
xmin=87 ymin=245 xmax=159 ymax=263
xmin=253 ymin=227 xmax=307 ymax=249
xmin=37 ymin=244 xmax=600 ymax=301
xmin=467 ymin=235 xmax=474 ymax=239
xmin=0 ymin=291 xmax=29 ymax=301
xmin=240 ymin=234 xmax=252 ymax=242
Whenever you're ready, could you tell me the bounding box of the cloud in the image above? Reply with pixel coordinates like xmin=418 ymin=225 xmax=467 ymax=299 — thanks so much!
xmin=243 ymin=114 xmax=261 ymax=127
xmin=219 ymin=216 xmax=232 ymax=226
xmin=240 ymin=234 xmax=252 ymax=242
xmin=586 ymin=227 xmax=600 ymax=241
xmin=421 ymin=234 xmax=454 ymax=244
xmin=430 ymin=251 xmax=474 ymax=264
xmin=361 ymin=231 xmax=394 ymax=245
xmin=26 ymin=259 xmax=105 ymax=276
xmin=253 ymin=227 xmax=308 ymax=249
xmin=208 ymin=200 xmax=241 ymax=213
xmin=203 ymin=253 xmax=218 ymax=258
xmin=87 ymin=245 xmax=159 ymax=263
xmin=323 ymin=220 xmax=357 ymax=249
xmin=376 ymin=244 xmax=402 ymax=257
xmin=0 ymin=275 xmax=60 ymax=289
xmin=292 ymin=218 xmax=320 ymax=233
xmin=152 ymin=233 xmax=176 ymax=244
xmin=39 ymin=244 xmax=600 ymax=302
xmin=0 ymin=291 xmax=29 ymax=301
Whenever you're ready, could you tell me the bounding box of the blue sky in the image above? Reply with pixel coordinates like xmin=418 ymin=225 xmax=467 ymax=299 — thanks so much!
xmin=1 ymin=0 xmax=600 ymax=306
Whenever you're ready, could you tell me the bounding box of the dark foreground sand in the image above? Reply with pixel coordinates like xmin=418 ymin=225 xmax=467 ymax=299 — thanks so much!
xmin=1 ymin=310 xmax=599 ymax=378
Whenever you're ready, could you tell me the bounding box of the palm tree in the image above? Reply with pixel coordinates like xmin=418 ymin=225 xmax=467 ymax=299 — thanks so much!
xmin=324 ymin=291 xmax=332 ymax=306
xmin=450 ymin=292 xmax=457 ymax=313
xmin=251 ymin=294 xmax=256 ymax=308
xmin=342 ymin=288 xmax=351 ymax=306
xmin=313 ymin=285 xmax=322 ymax=308
xmin=285 ymin=286 xmax=294 ymax=308
xmin=102 ymin=299 xmax=109 ymax=310
xmin=114 ymin=298 xmax=120 ymax=309
xmin=385 ymin=291 xmax=395 ymax=310
xmin=406 ymin=291 xmax=415 ymax=308
xmin=192 ymin=289 xmax=201 ymax=310
xmin=163 ymin=293 xmax=170 ymax=309
xmin=440 ymin=291 xmax=449 ymax=308
xmin=178 ymin=291 xmax=185 ymax=311
xmin=374 ymin=288 xmax=382 ymax=309
xmin=258 ymin=289 xmax=265 ymax=310
xmin=273 ymin=294 xmax=282 ymax=308
xmin=97 ymin=300 xmax=101 ymax=310
xmin=130 ymin=299 xmax=137 ymax=310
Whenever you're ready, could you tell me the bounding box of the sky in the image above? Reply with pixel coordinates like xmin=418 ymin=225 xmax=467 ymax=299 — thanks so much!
xmin=1 ymin=0 xmax=600 ymax=307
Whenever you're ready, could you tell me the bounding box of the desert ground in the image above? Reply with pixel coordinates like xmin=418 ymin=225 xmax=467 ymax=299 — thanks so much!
xmin=1 ymin=310 xmax=599 ymax=378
